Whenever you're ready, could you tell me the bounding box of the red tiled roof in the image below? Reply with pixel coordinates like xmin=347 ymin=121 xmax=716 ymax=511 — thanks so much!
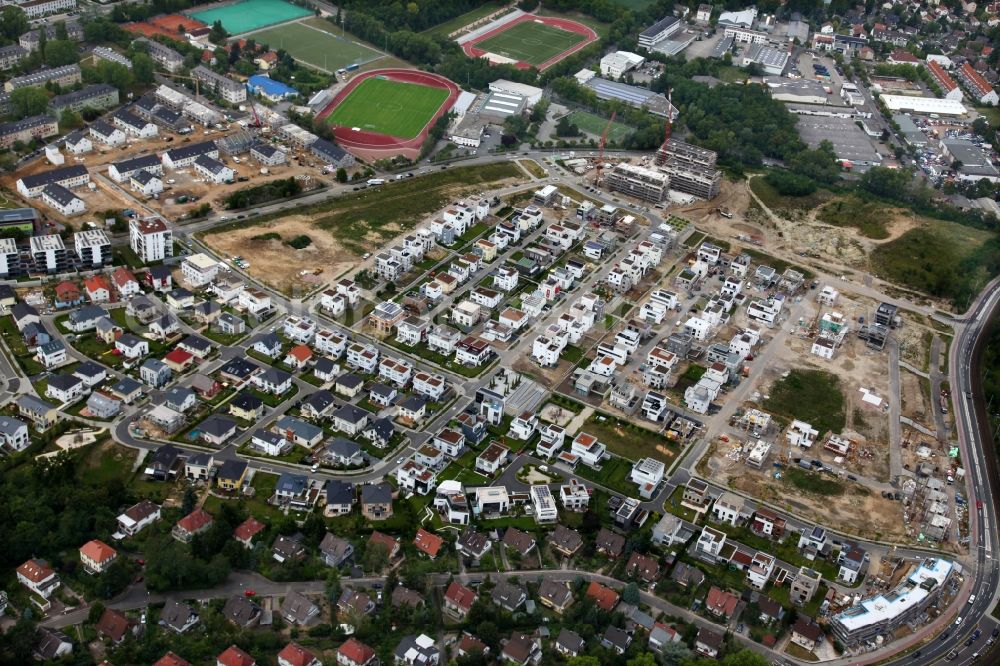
xmin=337 ymin=638 xmax=375 ymax=665
xmin=80 ymin=539 xmax=117 ymax=564
xmin=277 ymin=642 xmax=316 ymax=666
xmin=164 ymin=349 xmax=194 ymax=365
xmin=445 ymin=581 xmax=477 ymax=611
xmin=17 ymin=558 xmax=55 ymax=583
xmin=217 ymin=645 xmax=255 ymax=666
xmin=111 ymin=266 xmax=136 ymax=287
xmin=55 ymin=281 xmax=80 ymax=298
xmin=153 ymin=653 xmax=190 ymax=666
xmin=176 ymin=508 xmax=213 ymax=534
xmin=413 ymin=528 xmax=444 ymax=558
xmin=706 ymin=586 xmax=740 ymax=618
xmin=234 ymin=517 xmax=266 ymax=541
xmin=368 ymin=531 xmax=398 ymax=555
xmin=288 ymin=345 xmax=312 ymax=362
xmin=585 ymin=581 xmax=619 ymax=611
xmin=84 ymin=275 xmax=111 ymax=293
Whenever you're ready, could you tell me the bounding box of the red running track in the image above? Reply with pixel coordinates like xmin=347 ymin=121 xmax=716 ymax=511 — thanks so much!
xmin=316 ymin=69 xmax=460 ymax=162
xmin=461 ymin=14 xmax=598 ymax=71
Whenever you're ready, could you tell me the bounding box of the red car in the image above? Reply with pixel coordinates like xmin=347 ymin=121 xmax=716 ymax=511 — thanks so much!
xmin=976 ymin=500 xmax=984 ymax=510
xmin=244 ymin=589 xmax=256 ymax=597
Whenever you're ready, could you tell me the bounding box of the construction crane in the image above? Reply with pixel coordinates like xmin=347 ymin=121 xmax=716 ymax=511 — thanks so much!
xmin=160 ymin=72 xmax=201 ymax=98
xmin=593 ymin=111 xmax=616 ymax=186
xmin=663 ymin=88 xmax=673 ymax=146
xmin=246 ymin=93 xmax=264 ymax=128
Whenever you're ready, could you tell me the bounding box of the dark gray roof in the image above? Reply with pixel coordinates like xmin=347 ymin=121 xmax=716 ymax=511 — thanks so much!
xmin=310 ymin=137 xmax=348 ymax=162
xmin=303 ymin=389 xmax=335 ymax=412
xmin=333 ymin=404 xmax=369 ymax=425
xmin=90 ymin=119 xmax=119 ymax=137
xmin=251 ymin=142 xmax=279 ymax=157
xmin=74 ymin=361 xmax=106 ymax=379
xmin=231 ymin=390 xmax=263 ymax=411
xmin=276 ymin=472 xmax=307 ymax=495
xmin=0 ymin=114 xmax=56 ymax=137
xmin=326 ymin=480 xmax=354 ymax=505
xmin=164 ymin=140 xmax=217 ymax=162
xmin=220 ymin=357 xmax=259 ymax=378
xmin=42 ymin=183 xmax=80 ymax=207
xmin=217 ymin=458 xmax=248 ymax=480
xmin=327 ymin=437 xmax=360 ymax=459
xmin=112 ymin=153 xmax=159 ymax=175
xmin=200 ymin=414 xmax=237 ymax=437
xmin=113 ymin=108 xmax=148 ymax=130
xmin=18 ymin=165 xmax=87 ymax=190
xmin=194 ymin=154 xmax=228 ymax=174
xmin=49 ymin=84 xmax=116 ymax=109
xmin=47 ymin=373 xmax=83 ymax=391
xmin=132 ymin=169 xmax=159 ymax=185
xmin=336 ymin=372 xmax=363 ymax=389
xmin=641 ymin=15 xmax=680 ymax=38
xmin=361 ymin=482 xmax=392 ymax=504
xmin=110 ymin=377 xmax=143 ymax=395
xmin=364 ymin=416 xmax=394 ymax=442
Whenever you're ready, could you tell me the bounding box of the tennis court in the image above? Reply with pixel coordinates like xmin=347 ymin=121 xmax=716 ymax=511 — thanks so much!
xmin=190 ymin=0 xmax=312 ymax=35
xmin=250 ymin=18 xmax=381 ymax=72
xmin=474 ymin=20 xmax=587 ymax=67
xmin=566 ymin=111 xmax=635 ymax=143
xmin=324 ymin=76 xmax=450 ymax=140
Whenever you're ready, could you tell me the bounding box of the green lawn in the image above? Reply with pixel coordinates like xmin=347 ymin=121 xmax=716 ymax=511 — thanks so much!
xmin=573 ymin=455 xmax=636 ymax=496
xmin=251 ymin=17 xmax=382 ymax=73
xmin=763 ymin=369 xmax=845 ymax=436
xmin=423 ymin=2 xmax=504 ymax=38
xmin=581 ymin=413 xmax=677 ymax=464
xmin=565 ymin=111 xmax=635 ymax=143
xmin=325 ymin=77 xmax=450 ymax=140
xmin=474 ymin=20 xmax=587 ymax=66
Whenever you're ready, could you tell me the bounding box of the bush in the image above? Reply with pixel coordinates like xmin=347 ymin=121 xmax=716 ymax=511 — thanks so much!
xmin=251 ymin=232 xmax=281 ymax=242
xmin=286 ymin=235 xmax=312 ymax=249
xmin=764 ymin=169 xmax=817 ymax=197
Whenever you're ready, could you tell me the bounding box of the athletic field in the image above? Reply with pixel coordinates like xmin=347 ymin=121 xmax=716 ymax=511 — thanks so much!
xmin=324 ymin=77 xmax=450 ymax=140
xmin=190 ymin=0 xmax=312 ymax=35
xmin=566 ymin=111 xmax=635 ymax=143
xmin=474 ymin=20 xmax=587 ymax=67
xmin=250 ymin=18 xmax=380 ymax=72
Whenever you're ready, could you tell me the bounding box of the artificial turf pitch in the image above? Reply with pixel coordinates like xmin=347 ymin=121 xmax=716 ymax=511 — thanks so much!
xmin=190 ymin=0 xmax=312 ymax=35
xmin=324 ymin=77 xmax=450 ymax=140
xmin=474 ymin=21 xmax=586 ymax=66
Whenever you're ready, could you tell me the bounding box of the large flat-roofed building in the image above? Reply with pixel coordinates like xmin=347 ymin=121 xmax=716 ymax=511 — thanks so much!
xmin=192 ymin=65 xmax=247 ymax=104
xmin=762 ymin=77 xmax=829 ymax=105
xmin=48 ymin=84 xmax=119 ymax=115
xmin=742 ymin=43 xmax=789 ymax=76
xmin=129 ymin=217 xmax=173 ymax=263
xmin=488 ymin=79 xmax=543 ymax=108
xmin=830 ymin=558 xmax=953 ymax=646
xmin=479 ymin=90 xmax=527 ymax=120
xmin=892 ymin=114 xmax=928 ymax=147
xmin=723 ymin=25 xmax=769 ymax=44
xmin=638 ymin=16 xmax=682 ymax=48
xmin=583 ymin=77 xmax=678 ymax=118
xmin=30 ymin=233 xmax=70 ymax=273
xmin=0 ymin=208 xmax=38 ymax=235
xmin=0 ymin=238 xmax=21 ymax=278
xmin=5 ymin=64 xmax=81 ymax=92
xmin=75 ymin=229 xmax=112 ymax=267
xmin=940 ymin=140 xmax=1000 ymax=182
xmin=794 ymin=115 xmax=882 ymax=171
xmin=605 ymin=163 xmax=669 ymax=203
xmin=0 ymin=114 xmax=58 ymax=149
xmin=879 ymin=94 xmax=967 ymax=116
xmin=655 ymin=139 xmax=722 ymax=199
xmin=600 ymin=51 xmax=645 ymax=79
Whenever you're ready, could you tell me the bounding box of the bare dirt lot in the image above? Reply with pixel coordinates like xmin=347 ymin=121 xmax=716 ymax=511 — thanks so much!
xmin=202 ymin=215 xmax=355 ymax=294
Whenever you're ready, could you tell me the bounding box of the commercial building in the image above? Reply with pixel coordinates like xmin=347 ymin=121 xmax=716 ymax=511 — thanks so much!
xmin=488 ymin=79 xmax=543 ymax=108
xmin=604 ymin=163 xmax=669 ymax=203
xmin=762 ymin=77 xmax=829 ymax=105
xmin=192 ymin=65 xmax=247 ymax=104
xmin=879 ymin=95 xmax=967 ymax=116
xmin=600 ymin=51 xmax=645 ymax=79
xmin=638 ymin=16 xmax=682 ymax=48
xmin=742 ymin=43 xmax=789 ymax=76
xmin=583 ymin=76 xmax=678 ymax=118
xmin=5 ymin=64 xmax=81 ymax=92
xmin=0 ymin=208 xmax=38 ymax=235
xmin=48 ymin=84 xmax=120 ymax=115
xmin=940 ymin=140 xmax=1000 ymax=183
xmin=0 ymin=114 xmax=58 ymax=149
xmin=655 ymin=139 xmax=722 ymax=199
xmin=892 ymin=114 xmax=927 ymax=147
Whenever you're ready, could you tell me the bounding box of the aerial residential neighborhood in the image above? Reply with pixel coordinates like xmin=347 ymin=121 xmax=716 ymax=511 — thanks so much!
xmin=0 ymin=0 xmax=999 ymax=664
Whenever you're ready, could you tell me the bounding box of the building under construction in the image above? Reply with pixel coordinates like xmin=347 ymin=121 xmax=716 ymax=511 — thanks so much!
xmin=604 ymin=163 xmax=670 ymax=203
xmin=655 ymin=139 xmax=723 ymax=199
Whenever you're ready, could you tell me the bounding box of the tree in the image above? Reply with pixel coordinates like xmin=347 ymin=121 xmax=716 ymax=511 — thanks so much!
xmin=626 ymin=654 xmax=657 ymax=666
xmin=209 ymin=20 xmax=228 ymax=45
xmin=10 ymin=87 xmax=49 ymax=119
xmin=181 ymin=486 xmax=197 ymax=514
xmin=621 ymin=581 xmax=640 ymax=605
xmin=656 ymin=641 xmax=691 ymax=666
xmin=566 ymin=657 xmax=601 ymax=666
xmin=88 ymin=601 xmax=106 ymax=625
xmin=59 ymin=109 xmax=83 ymax=130
xmin=91 ymin=60 xmax=134 ymax=90
xmin=556 ymin=115 xmax=581 ymax=137
xmin=132 ymin=53 xmax=155 ymax=85
xmin=54 ymin=20 xmax=68 ymax=41
xmin=362 ymin=541 xmax=389 ymax=573
xmin=336 ymin=167 xmax=348 ymax=183
xmin=0 ymin=6 xmax=29 ymax=41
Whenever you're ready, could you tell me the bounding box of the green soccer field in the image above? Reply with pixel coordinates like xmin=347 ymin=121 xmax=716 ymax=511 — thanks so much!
xmin=475 ymin=21 xmax=586 ymax=66
xmin=250 ymin=19 xmax=380 ymax=73
xmin=325 ymin=77 xmax=450 ymax=140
